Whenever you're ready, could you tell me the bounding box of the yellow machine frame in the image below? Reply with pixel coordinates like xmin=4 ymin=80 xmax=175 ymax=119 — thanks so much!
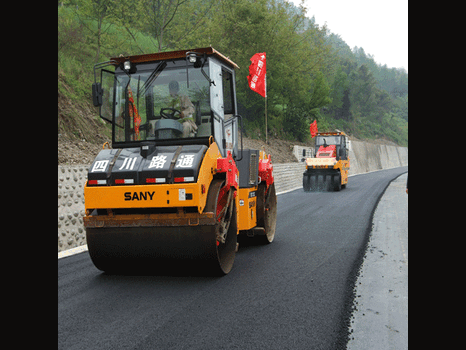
xmin=84 ymin=142 xmax=265 ymax=234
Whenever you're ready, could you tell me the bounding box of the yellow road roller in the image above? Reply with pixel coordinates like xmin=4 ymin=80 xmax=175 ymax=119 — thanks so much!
xmin=84 ymin=47 xmax=277 ymax=275
xmin=303 ymin=131 xmax=350 ymax=191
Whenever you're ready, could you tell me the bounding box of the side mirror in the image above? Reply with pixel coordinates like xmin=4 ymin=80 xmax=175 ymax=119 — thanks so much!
xmin=339 ymin=147 xmax=345 ymax=160
xmin=92 ymin=83 xmax=103 ymax=107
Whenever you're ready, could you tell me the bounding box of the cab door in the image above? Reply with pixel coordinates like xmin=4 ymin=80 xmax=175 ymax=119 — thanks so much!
xmin=209 ymin=58 xmax=225 ymax=156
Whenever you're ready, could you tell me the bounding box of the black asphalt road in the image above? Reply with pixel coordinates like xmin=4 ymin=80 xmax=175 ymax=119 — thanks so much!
xmin=58 ymin=166 xmax=408 ymax=350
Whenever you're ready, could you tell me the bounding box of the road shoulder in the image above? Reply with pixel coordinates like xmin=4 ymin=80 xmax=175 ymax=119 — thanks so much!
xmin=347 ymin=173 xmax=408 ymax=349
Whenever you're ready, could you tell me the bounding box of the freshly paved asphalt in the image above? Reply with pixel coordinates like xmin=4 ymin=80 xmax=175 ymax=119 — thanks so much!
xmin=58 ymin=166 xmax=408 ymax=350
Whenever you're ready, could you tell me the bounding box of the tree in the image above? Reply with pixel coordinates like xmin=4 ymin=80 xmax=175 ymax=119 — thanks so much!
xmin=111 ymin=0 xmax=150 ymax=54
xmin=77 ymin=0 xmax=114 ymax=62
xmin=163 ymin=0 xmax=218 ymax=50
xmin=349 ymin=64 xmax=378 ymax=119
xmin=139 ymin=0 xmax=190 ymax=52
xmin=341 ymin=89 xmax=351 ymax=121
xmin=283 ymin=105 xmax=308 ymax=142
xmin=308 ymin=71 xmax=332 ymax=111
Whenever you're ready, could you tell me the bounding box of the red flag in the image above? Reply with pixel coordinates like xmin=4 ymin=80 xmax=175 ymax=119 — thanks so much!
xmin=247 ymin=52 xmax=266 ymax=97
xmin=310 ymin=120 xmax=318 ymax=138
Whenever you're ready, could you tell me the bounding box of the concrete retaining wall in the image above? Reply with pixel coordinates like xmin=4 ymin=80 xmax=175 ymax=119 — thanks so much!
xmin=272 ymin=162 xmax=307 ymax=194
xmin=292 ymin=145 xmax=314 ymax=162
xmin=58 ymin=166 xmax=88 ymax=252
xmin=348 ymin=141 xmax=408 ymax=175
xmin=57 ymin=142 xmax=408 ymax=252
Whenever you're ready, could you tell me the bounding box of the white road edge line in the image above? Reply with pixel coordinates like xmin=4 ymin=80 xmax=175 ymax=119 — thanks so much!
xmin=58 ymin=244 xmax=88 ymax=259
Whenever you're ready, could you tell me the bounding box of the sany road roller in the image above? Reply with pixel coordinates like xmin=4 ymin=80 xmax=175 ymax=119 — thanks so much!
xmin=303 ymin=131 xmax=350 ymax=191
xmin=84 ymin=47 xmax=277 ymax=275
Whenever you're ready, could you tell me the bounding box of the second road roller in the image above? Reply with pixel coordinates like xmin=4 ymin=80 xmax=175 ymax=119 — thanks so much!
xmin=303 ymin=131 xmax=351 ymax=191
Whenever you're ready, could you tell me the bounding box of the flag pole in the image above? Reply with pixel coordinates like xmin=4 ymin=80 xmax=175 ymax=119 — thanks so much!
xmin=265 ymin=73 xmax=267 ymax=144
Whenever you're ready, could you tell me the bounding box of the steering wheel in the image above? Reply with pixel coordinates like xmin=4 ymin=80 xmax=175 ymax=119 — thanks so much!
xmin=160 ymin=107 xmax=181 ymax=119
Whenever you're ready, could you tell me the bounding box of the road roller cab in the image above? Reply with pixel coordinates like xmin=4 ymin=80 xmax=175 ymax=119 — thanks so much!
xmin=84 ymin=48 xmax=277 ymax=275
xmin=303 ymin=131 xmax=350 ymax=192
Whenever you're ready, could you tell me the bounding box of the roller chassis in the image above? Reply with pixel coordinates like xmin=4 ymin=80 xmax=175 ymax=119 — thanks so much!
xmin=303 ymin=166 xmax=347 ymax=192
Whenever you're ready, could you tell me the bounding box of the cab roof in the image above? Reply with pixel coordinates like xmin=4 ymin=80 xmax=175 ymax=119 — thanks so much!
xmin=110 ymin=47 xmax=240 ymax=70
xmin=316 ymin=131 xmax=347 ymax=137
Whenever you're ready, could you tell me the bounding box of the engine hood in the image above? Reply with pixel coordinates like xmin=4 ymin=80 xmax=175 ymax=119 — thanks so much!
xmin=88 ymin=144 xmax=208 ymax=186
xmin=316 ymin=145 xmax=336 ymax=158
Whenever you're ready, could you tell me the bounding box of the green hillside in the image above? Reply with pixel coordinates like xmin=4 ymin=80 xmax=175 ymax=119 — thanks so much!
xmin=58 ymin=0 xmax=407 ymax=146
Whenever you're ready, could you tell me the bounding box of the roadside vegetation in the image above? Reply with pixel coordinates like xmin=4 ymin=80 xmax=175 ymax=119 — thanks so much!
xmin=58 ymin=0 xmax=407 ymax=146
